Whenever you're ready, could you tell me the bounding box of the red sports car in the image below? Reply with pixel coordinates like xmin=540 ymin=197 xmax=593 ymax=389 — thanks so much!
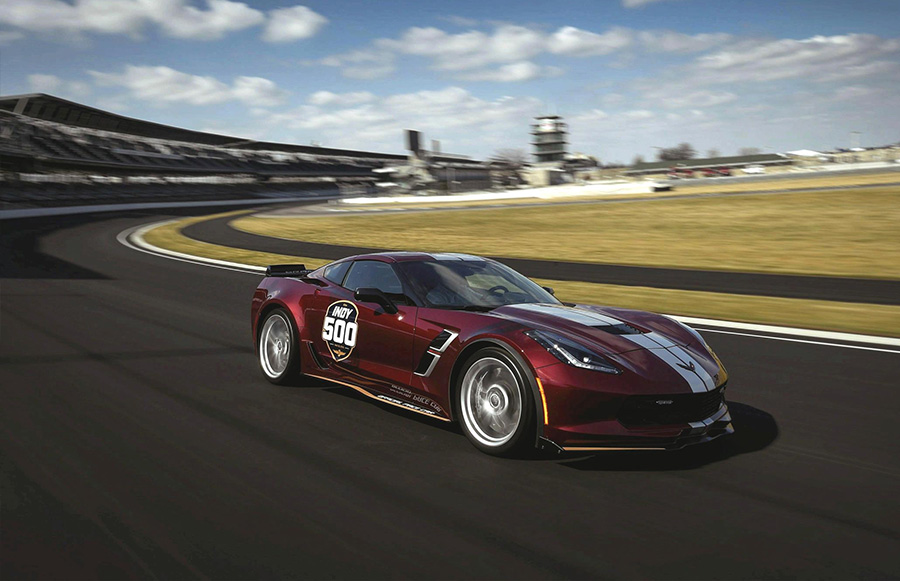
xmin=252 ymin=253 xmax=733 ymax=456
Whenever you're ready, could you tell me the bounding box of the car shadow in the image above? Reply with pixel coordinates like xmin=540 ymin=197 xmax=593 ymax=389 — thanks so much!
xmin=556 ymin=402 xmax=778 ymax=471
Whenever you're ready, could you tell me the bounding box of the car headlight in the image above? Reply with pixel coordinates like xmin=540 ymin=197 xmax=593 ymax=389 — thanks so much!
xmin=525 ymin=329 xmax=621 ymax=374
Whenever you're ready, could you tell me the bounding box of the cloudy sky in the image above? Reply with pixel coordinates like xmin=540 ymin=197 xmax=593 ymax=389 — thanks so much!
xmin=1 ymin=0 xmax=898 ymax=162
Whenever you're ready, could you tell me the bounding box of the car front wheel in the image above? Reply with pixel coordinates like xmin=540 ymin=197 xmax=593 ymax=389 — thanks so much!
xmin=457 ymin=347 xmax=535 ymax=456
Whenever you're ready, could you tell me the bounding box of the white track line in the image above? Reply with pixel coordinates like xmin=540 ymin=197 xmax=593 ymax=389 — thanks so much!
xmin=119 ymin=220 xmax=900 ymax=353
xmin=117 ymin=221 xmax=264 ymax=275
xmin=693 ymin=328 xmax=900 ymax=354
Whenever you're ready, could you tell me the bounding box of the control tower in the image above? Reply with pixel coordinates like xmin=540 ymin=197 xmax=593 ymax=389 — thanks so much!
xmin=531 ymin=115 xmax=568 ymax=163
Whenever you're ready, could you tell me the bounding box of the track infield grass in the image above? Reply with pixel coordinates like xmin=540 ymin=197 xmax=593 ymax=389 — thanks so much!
xmin=234 ymin=186 xmax=900 ymax=280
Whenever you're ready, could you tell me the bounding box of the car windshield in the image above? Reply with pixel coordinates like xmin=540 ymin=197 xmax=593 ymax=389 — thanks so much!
xmin=397 ymin=259 xmax=559 ymax=309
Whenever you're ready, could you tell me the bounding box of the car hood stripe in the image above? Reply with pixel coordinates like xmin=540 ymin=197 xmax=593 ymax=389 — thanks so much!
xmin=505 ymin=304 xmax=715 ymax=392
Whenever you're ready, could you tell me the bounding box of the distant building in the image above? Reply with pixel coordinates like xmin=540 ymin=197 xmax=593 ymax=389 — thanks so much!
xmin=624 ymin=153 xmax=793 ymax=178
xmin=531 ymin=115 xmax=568 ymax=163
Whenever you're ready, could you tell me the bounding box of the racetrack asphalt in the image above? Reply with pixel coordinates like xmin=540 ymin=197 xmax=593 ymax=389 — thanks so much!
xmin=183 ymin=211 xmax=900 ymax=305
xmin=2 ymin=209 xmax=899 ymax=579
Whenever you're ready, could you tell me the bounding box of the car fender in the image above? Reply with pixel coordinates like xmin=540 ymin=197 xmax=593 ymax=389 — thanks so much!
xmin=449 ymin=334 xmax=546 ymax=446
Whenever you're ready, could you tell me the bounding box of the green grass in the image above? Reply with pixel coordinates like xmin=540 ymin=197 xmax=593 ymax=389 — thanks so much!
xmin=235 ymin=187 xmax=900 ymax=279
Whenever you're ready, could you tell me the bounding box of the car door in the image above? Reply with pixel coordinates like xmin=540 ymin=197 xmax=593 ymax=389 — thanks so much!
xmin=326 ymin=259 xmax=418 ymax=392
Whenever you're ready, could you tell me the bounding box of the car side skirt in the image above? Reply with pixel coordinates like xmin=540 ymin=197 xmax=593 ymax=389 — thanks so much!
xmin=306 ymin=373 xmax=452 ymax=422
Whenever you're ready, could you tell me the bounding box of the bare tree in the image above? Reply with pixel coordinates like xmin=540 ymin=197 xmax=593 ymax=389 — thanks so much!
xmin=739 ymin=147 xmax=762 ymax=156
xmin=631 ymin=154 xmax=645 ymax=166
xmin=657 ymin=143 xmax=697 ymax=161
xmin=707 ymin=148 xmax=721 ymax=158
xmin=490 ymin=148 xmax=528 ymax=168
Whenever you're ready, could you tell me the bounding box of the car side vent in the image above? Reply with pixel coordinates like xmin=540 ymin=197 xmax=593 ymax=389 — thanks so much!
xmin=415 ymin=329 xmax=458 ymax=377
xmin=414 ymin=352 xmax=439 ymax=376
xmin=429 ymin=330 xmax=453 ymax=350
xmin=593 ymin=323 xmax=644 ymax=335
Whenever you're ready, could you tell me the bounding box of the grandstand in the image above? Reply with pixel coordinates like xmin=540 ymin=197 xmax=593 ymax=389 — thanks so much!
xmin=0 ymin=93 xmax=487 ymax=208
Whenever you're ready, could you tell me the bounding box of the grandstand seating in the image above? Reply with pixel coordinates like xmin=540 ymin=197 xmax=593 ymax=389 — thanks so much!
xmin=0 ymin=109 xmax=385 ymax=207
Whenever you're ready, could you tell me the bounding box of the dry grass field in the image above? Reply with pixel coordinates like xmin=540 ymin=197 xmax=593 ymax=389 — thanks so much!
xmin=235 ymin=187 xmax=900 ymax=280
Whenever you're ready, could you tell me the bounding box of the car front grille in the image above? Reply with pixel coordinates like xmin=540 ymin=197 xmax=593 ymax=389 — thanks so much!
xmin=617 ymin=386 xmax=725 ymax=427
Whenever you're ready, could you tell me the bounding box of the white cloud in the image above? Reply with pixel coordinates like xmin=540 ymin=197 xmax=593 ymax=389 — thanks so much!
xmin=652 ymin=89 xmax=737 ymax=109
xmin=456 ymin=62 xmax=562 ymax=82
xmin=261 ymin=86 xmax=542 ymax=155
xmin=27 ymin=73 xmax=62 ymax=93
xmin=308 ymin=91 xmax=376 ymax=106
xmin=317 ymin=23 xmax=731 ymax=81
xmin=692 ymin=34 xmax=900 ymax=84
xmin=0 ymin=0 xmax=326 ymax=42
xmin=549 ymin=26 xmax=634 ymax=57
xmin=622 ymin=0 xmax=675 ymax=7
xmin=89 ymin=65 xmax=287 ymax=107
xmin=571 ymin=109 xmax=610 ymax=123
xmin=380 ymin=25 xmax=546 ymax=71
xmin=639 ymin=30 xmax=732 ymax=53
xmin=623 ymin=109 xmax=655 ymax=120
xmin=319 ymin=48 xmax=397 ymax=79
xmin=27 ymin=73 xmax=92 ymax=98
xmin=156 ymin=0 xmax=265 ymax=40
xmin=262 ymin=5 xmax=327 ymax=42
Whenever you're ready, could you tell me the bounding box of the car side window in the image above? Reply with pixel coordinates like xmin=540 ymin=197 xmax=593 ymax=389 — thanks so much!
xmin=343 ymin=260 xmax=404 ymax=294
xmin=323 ymin=261 xmax=351 ymax=285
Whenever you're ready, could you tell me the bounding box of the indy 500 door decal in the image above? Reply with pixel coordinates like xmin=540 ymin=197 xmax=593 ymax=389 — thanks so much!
xmin=323 ymin=300 xmax=359 ymax=361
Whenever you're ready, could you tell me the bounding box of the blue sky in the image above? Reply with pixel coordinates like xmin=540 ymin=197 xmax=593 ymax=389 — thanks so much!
xmin=1 ymin=0 xmax=898 ymax=162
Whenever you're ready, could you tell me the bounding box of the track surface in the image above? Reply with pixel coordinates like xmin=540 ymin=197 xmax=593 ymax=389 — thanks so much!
xmin=185 ymin=212 xmax=900 ymax=305
xmin=2 ymin=211 xmax=899 ymax=579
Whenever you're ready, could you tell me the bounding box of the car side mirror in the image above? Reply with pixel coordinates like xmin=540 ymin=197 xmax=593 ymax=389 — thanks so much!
xmin=542 ymin=286 xmax=555 ymax=296
xmin=354 ymin=287 xmax=398 ymax=314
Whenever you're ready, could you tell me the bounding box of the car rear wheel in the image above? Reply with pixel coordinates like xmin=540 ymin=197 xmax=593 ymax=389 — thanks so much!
xmin=458 ymin=347 xmax=534 ymax=456
xmin=258 ymin=309 xmax=299 ymax=384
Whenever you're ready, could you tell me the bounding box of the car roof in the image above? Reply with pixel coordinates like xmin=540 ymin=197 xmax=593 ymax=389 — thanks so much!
xmin=339 ymin=252 xmax=487 ymax=263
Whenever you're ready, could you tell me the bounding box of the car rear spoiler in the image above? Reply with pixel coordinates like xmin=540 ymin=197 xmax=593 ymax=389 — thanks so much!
xmin=266 ymin=264 xmax=310 ymax=277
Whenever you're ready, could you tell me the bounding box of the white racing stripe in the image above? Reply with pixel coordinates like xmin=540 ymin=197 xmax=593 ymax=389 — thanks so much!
xmin=667 ymin=345 xmax=717 ymax=391
xmin=510 ymin=303 xmax=622 ymax=326
xmin=621 ymin=332 xmax=714 ymax=392
xmin=646 ymin=346 xmax=708 ymax=393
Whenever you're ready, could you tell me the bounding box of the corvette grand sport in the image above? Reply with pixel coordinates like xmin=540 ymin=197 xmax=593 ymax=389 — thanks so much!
xmin=252 ymin=252 xmax=733 ymax=456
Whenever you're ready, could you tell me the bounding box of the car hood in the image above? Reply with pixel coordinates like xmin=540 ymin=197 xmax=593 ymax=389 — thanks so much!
xmin=492 ymin=302 xmax=694 ymax=355
xmin=491 ymin=302 xmax=723 ymax=393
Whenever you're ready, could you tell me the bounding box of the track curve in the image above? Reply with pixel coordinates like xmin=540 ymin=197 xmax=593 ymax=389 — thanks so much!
xmin=183 ymin=211 xmax=900 ymax=305
xmin=2 ymin=210 xmax=899 ymax=579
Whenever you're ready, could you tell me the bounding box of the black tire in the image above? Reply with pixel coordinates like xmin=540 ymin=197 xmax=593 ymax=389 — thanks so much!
xmin=456 ymin=346 xmax=536 ymax=456
xmin=257 ymin=308 xmax=301 ymax=385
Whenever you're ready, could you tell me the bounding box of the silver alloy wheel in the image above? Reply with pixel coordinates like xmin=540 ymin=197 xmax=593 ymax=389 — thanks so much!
xmin=259 ymin=312 xmax=292 ymax=379
xmin=460 ymin=356 xmax=523 ymax=447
